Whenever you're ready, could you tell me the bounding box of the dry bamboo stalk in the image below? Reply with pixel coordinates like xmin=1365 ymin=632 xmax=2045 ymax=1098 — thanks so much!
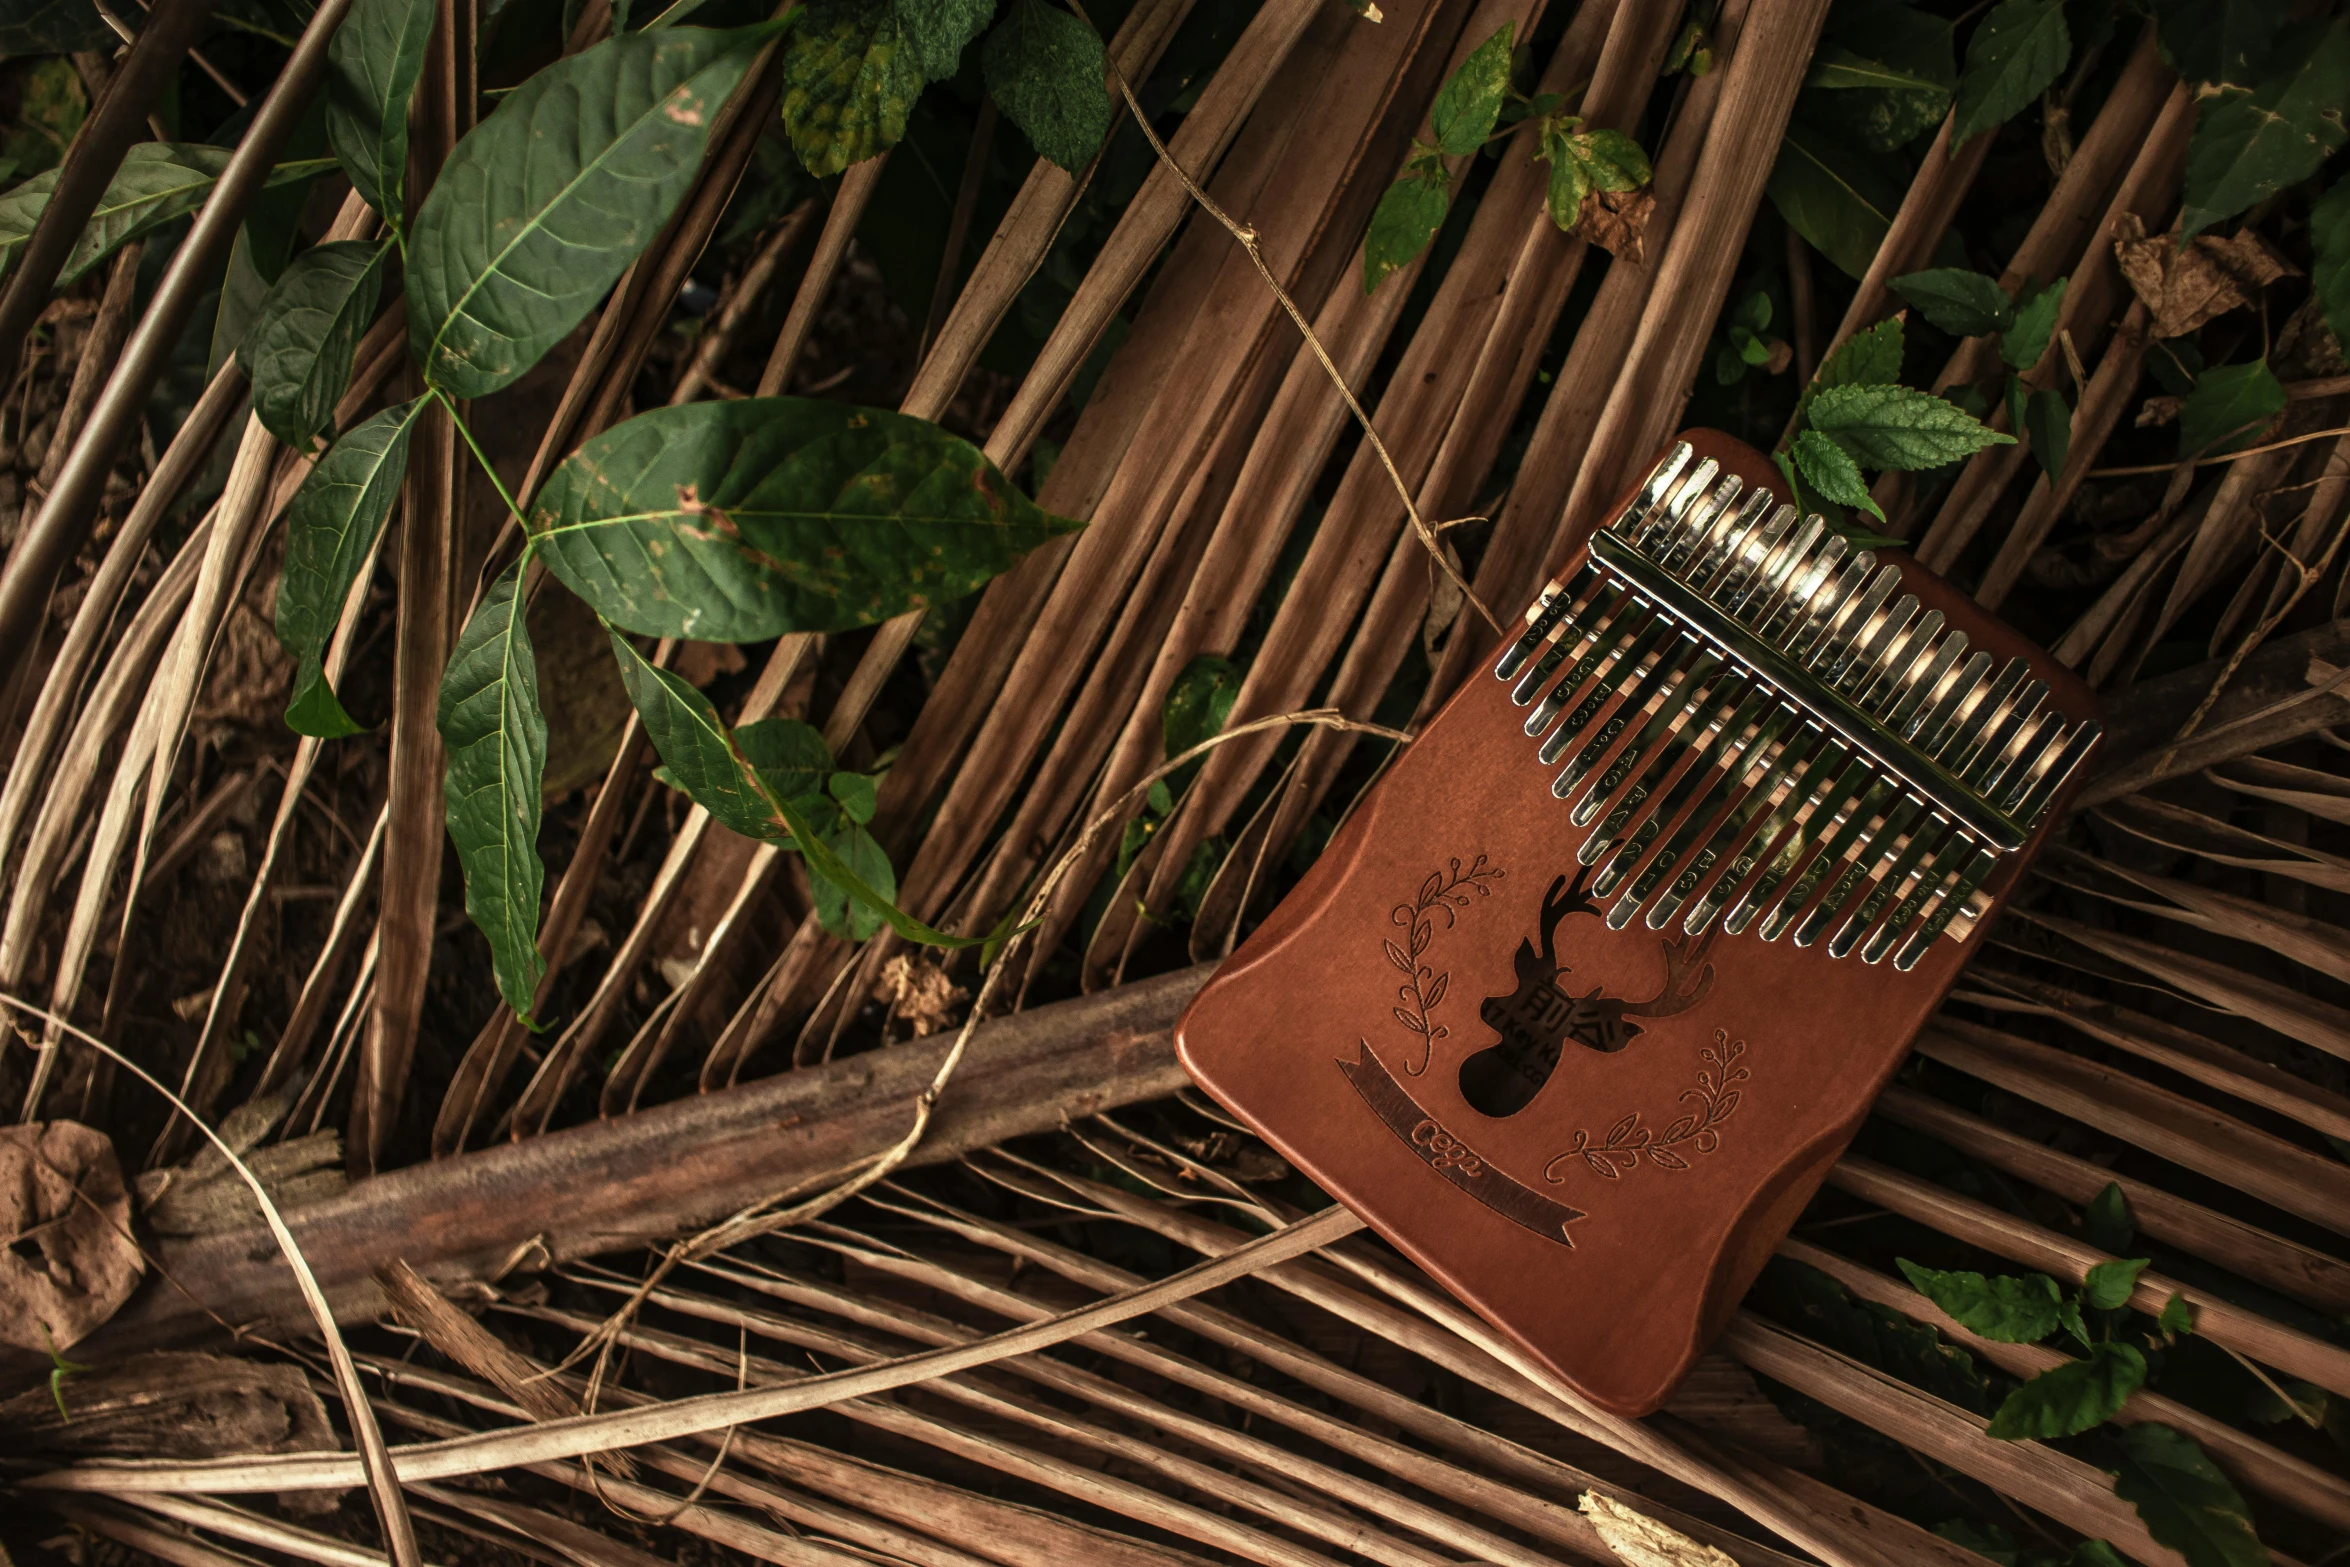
xmin=1918 ymin=1016 xmax=2350 ymax=1239
xmin=1719 ymin=1315 xmax=2185 ymax=1567
xmin=2098 ymin=793 xmax=2350 ymax=895
xmin=1957 ymin=968 xmax=2350 ymax=1147
xmin=552 ymin=1291 xmax=1464 ymax=1567
xmin=1783 ymin=1238 xmax=2350 ymax=1532
xmin=382 ymin=1353 xmax=1197 ymax=1567
xmin=1828 ymin=1154 xmax=2350 ymax=1399
xmin=757 ymin=162 xmax=887 ymax=398
xmin=667 ymin=1254 xmax=1581 ymax=1567
xmin=111 ymin=1495 xmax=407 ymax=1567
xmin=888 ymin=1175 xmax=1798 ymax=1567
xmin=1552 ymin=0 xmax=1832 ymax=548
xmin=53 ymin=1500 xmax=278 ymax=1567
xmin=1009 ymin=1159 xmax=1897 ymax=1567
xmin=2221 ymin=429 xmax=2350 ymax=649
xmin=668 ymin=199 xmax=818 ymax=406
xmin=1132 ymin=0 xmax=1674 ymax=932
xmin=2008 ymin=908 xmax=2350 ymax=1060
xmin=2039 ymin=847 xmax=2348 ymax=980
xmin=257 ymin=807 xmax=386 ymax=1100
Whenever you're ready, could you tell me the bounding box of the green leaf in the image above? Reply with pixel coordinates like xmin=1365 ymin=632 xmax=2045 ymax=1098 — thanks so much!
xmin=736 ymin=717 xmax=833 ymax=802
xmin=1987 ymin=1342 xmax=2145 ymax=1439
xmin=1888 ymin=267 xmax=2013 ymax=338
xmin=0 ymin=0 xmax=114 ymax=54
xmin=782 ymin=0 xmax=923 ymax=176
xmin=530 ymin=397 xmax=1081 ymax=641
xmin=1363 ymin=175 xmax=1449 ymax=295
xmin=1767 ymin=122 xmax=1904 ymax=280
xmin=1540 ymin=125 xmax=1649 ymax=232
xmin=1164 ymin=652 xmax=1242 ymax=760
xmin=2083 ymin=1256 xmax=2150 ymax=1311
xmin=327 ymin=0 xmax=437 ymax=228
xmin=2181 ymin=20 xmax=2350 ymax=237
xmin=2084 ymin=1181 xmax=2135 ymax=1254
xmin=2149 ymin=0 xmax=2293 ymax=86
xmin=0 ymin=145 xmax=333 ymax=289
xmin=1810 ymin=383 xmax=2015 ymax=471
xmin=1431 ymin=23 xmax=1513 ymax=158
xmin=1754 ymin=1258 xmax=1990 ymax=1413
xmin=609 ymin=631 xmax=984 ymax=947
xmin=2159 ymin=1294 xmax=2198 ymax=1336
xmin=2003 ymin=274 xmax=2066 ymax=370
xmin=829 ymin=769 xmax=878 ymax=824
xmin=2177 ymin=360 xmax=2285 ymax=456
xmin=2312 ymin=179 xmax=2350 ymax=359
xmin=1951 ymin=0 xmax=2069 ymax=144
xmin=2110 ymin=1424 xmax=2267 ymax=1567
xmin=1791 ymin=429 xmax=1884 ymax=522
xmin=240 ymin=240 xmax=390 ymax=453
xmin=1792 ymin=314 xmax=1905 ymax=431
xmin=981 ymin=0 xmax=1110 ymax=174
xmin=408 ymin=26 xmax=761 ymax=398
xmin=1898 ymin=1259 xmax=2065 ymax=1342
xmin=2024 ymin=385 xmax=2070 ymax=480
xmin=2070 ymin=1543 xmax=2128 ymax=1567
xmin=812 ymin=820 xmax=893 ymax=939
xmin=276 ymin=399 xmax=427 ymax=737
xmin=1808 ymin=5 xmax=1956 ymax=153
xmin=894 ymin=0 xmax=989 ymax=78
xmin=1809 ymin=48 xmax=1948 ymax=94
xmin=438 ymin=562 xmax=548 ymax=1023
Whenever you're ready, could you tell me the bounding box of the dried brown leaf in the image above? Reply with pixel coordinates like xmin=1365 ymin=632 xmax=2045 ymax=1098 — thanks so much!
xmin=2112 ymin=213 xmax=2298 ymax=340
xmin=0 ymin=1120 xmax=141 ymax=1351
xmin=1579 ymin=1490 xmax=1739 ymax=1567
xmin=1574 ymin=186 xmax=1655 ymax=264
xmin=0 ymin=1351 xmax=332 ymax=1459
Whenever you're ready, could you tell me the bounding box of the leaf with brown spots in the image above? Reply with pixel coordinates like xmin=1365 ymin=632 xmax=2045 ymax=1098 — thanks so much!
xmin=0 ymin=1121 xmax=141 ymax=1353
xmin=533 ymin=397 xmax=1082 ymax=642
xmin=2112 ymin=212 xmax=2298 ymax=339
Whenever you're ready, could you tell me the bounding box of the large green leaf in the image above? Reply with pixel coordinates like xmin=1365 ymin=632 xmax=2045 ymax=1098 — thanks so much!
xmin=0 ymin=144 xmax=334 ymax=288
xmin=1898 ymin=1260 xmax=2065 ymax=1342
xmin=1431 ymin=23 xmax=1513 ymax=158
xmin=2149 ymin=0 xmax=2294 ymax=87
xmin=812 ymin=818 xmax=893 ymax=940
xmin=895 ymin=0 xmax=991 ymax=80
xmin=1951 ymin=0 xmax=2069 ymax=144
xmin=275 ymin=399 xmax=428 ymax=737
xmin=1888 ymin=267 xmax=2013 ymax=337
xmin=607 ymin=630 xmax=983 ymax=948
xmin=735 ymin=717 xmax=834 ymax=802
xmin=781 ymin=0 xmax=923 ymax=176
xmin=1987 ymin=1342 xmax=2145 ymax=1439
xmin=2082 ymin=1256 xmax=2151 ymax=1310
xmin=2110 ymin=1424 xmax=2266 ymax=1567
xmin=981 ymin=0 xmax=1111 ymax=174
xmin=2180 ymin=20 xmax=2350 ymax=237
xmin=407 ymin=26 xmax=761 ymax=398
xmin=327 ymin=0 xmax=437 ymax=229
xmin=1767 ymin=123 xmax=1903 ymax=281
xmin=2002 ymin=275 xmax=2066 ymax=370
xmin=240 ymin=240 xmax=390 ymax=452
xmin=1791 ymin=429 xmax=1884 ymax=522
xmin=1810 ymin=383 xmax=2014 ymax=471
xmin=1363 ymin=176 xmax=1448 ymax=295
xmin=1805 ymin=4 xmax=1954 ymax=153
xmin=438 ymin=562 xmax=549 ymax=1023
xmin=2177 ymin=360 xmax=2285 ymax=455
xmin=531 ymin=397 xmax=1081 ymax=641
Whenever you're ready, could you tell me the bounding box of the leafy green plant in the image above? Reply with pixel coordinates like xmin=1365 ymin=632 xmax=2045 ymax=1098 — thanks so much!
xmin=1361 ymin=22 xmax=1655 ymax=295
xmin=1886 ymin=265 xmax=2071 ymax=478
xmin=1775 ymin=313 xmax=2011 ymax=526
xmin=249 ymin=8 xmax=1081 ymax=1026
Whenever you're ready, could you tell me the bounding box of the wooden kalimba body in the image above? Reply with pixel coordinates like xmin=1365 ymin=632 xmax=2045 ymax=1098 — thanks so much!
xmin=1177 ymin=431 xmax=2100 ymax=1416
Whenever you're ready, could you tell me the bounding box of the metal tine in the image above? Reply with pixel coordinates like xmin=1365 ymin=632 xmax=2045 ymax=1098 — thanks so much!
xmin=2005 ymin=718 xmax=2100 ymax=821
xmin=1583 ymin=679 xmax=1767 ymax=863
xmin=1597 ymin=690 xmax=1776 ymax=920
xmin=1790 ymin=551 xmax=1878 ymax=663
xmin=1827 ymin=592 xmax=1918 ymax=695
xmin=1831 ymin=816 xmax=1951 ymax=958
xmin=1662 ymin=477 xmax=1753 ymax=574
xmin=1951 ymin=681 xmax=2045 ymax=779
xmin=1886 ymin=629 xmax=1967 ymax=732
xmin=1494 ymin=573 xmax=1582 ymax=682
xmin=1894 ymin=844 xmax=2000 ymax=969
xmin=1605 ymin=441 xmax=1695 ymax=540
xmin=1724 ymin=507 xmax=1805 ymax=618
xmin=1983 ymin=712 xmax=2063 ymax=808
xmin=1856 ymin=608 xmax=1942 ymax=712
xmin=1556 ymin=643 xmax=1721 ymax=800
xmin=1904 ymin=649 xmax=1992 ymax=746
xmin=1756 ymin=529 xmax=1846 ymax=644
xmin=1537 ymin=615 xmax=1679 ymax=763
xmin=1927 ymin=656 xmax=2029 ymax=763
xmin=1511 ymin=579 xmax=1633 ymax=709
xmin=1811 ymin=566 xmax=1903 ymax=682
xmin=1726 ymin=753 xmax=1875 ymax=937
xmin=1570 ymin=656 xmax=1742 ymax=826
xmin=1710 ymin=506 xmax=1793 ymax=615
xmin=1687 ymin=487 xmax=1773 ymax=593
xmin=1864 ymin=830 xmax=1977 ymax=964
xmin=1804 ymin=661 xmax=2040 ymax=950
xmin=1629 ymin=457 xmax=1722 ymax=553
xmin=1666 ymin=720 xmax=1831 ymax=934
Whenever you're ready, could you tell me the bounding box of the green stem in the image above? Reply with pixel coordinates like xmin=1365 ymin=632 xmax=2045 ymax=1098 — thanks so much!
xmin=429 ymin=384 xmax=531 ymax=532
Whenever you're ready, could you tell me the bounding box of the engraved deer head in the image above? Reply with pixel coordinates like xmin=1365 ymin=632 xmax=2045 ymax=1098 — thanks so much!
xmin=1458 ymin=868 xmax=1719 ymax=1119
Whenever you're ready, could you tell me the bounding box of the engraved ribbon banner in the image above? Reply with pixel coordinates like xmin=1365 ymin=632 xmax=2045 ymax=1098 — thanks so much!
xmin=1339 ymin=1040 xmax=1585 ymax=1246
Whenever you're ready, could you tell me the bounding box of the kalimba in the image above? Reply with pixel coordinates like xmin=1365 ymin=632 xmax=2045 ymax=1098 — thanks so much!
xmin=1177 ymin=430 xmax=2099 ymax=1415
